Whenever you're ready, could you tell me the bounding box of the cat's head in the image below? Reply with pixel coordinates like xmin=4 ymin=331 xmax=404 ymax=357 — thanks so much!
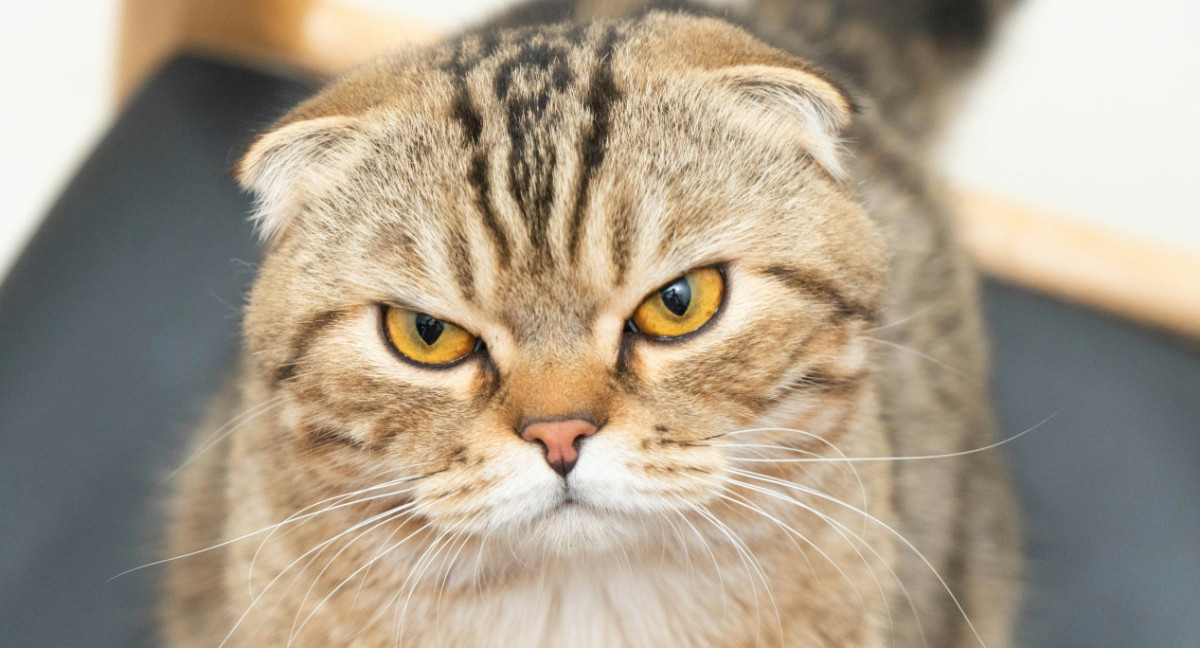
xmin=237 ymin=13 xmax=886 ymax=554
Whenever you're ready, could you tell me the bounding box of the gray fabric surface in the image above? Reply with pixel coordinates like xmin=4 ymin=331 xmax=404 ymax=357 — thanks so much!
xmin=0 ymin=56 xmax=312 ymax=648
xmin=984 ymin=283 xmax=1200 ymax=647
xmin=0 ymin=55 xmax=1196 ymax=647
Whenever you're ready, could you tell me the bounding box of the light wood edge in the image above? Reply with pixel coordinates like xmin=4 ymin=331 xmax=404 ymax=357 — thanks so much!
xmin=956 ymin=191 xmax=1200 ymax=339
xmin=116 ymin=0 xmax=1200 ymax=339
xmin=116 ymin=0 xmax=440 ymax=104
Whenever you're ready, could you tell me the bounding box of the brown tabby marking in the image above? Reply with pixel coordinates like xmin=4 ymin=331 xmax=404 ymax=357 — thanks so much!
xmin=162 ymin=3 xmax=1020 ymax=647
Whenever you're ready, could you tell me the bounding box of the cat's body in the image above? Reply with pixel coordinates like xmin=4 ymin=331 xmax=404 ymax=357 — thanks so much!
xmin=162 ymin=1 xmax=1020 ymax=646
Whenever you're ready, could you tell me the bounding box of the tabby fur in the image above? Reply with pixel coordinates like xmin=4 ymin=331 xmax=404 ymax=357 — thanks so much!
xmin=162 ymin=1 xmax=1021 ymax=646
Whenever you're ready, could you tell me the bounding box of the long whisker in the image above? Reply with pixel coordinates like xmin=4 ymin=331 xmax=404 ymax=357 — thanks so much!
xmin=730 ymin=468 xmax=978 ymax=647
xmin=470 ymin=530 xmax=491 ymax=597
xmin=707 ymin=425 xmax=871 ymax=536
xmin=219 ymin=498 xmax=431 ymax=648
xmin=340 ymin=519 xmax=443 ymax=644
xmin=859 ymin=336 xmax=967 ymax=378
xmin=685 ymin=501 xmax=783 ymax=647
xmin=723 ymin=485 xmax=901 ymax=645
xmin=710 ymin=483 xmax=859 ymax=608
xmin=670 ymin=505 xmax=728 ymax=619
xmin=662 ymin=513 xmax=694 ymax=579
xmin=393 ymin=528 xmax=456 ymax=647
xmin=352 ymin=509 xmax=419 ymax=608
xmin=435 ymin=526 xmax=476 ymax=636
xmin=726 ymin=472 xmax=927 ymax=647
xmin=284 ymin=500 xmax=424 ymax=646
xmin=709 ymin=442 xmax=822 ymax=459
xmin=247 ymin=466 xmax=444 ymax=596
xmin=715 ymin=475 xmax=917 ymax=647
xmin=293 ymin=508 xmax=453 ymax=643
xmin=715 ymin=410 xmax=1060 ymax=464
xmin=162 ymin=395 xmax=285 ymax=482
xmin=108 ymin=468 xmax=433 ymax=582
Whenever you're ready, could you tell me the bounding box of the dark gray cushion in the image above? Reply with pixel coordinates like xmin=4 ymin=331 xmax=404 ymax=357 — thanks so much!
xmin=986 ymin=283 xmax=1200 ymax=647
xmin=0 ymin=55 xmax=1196 ymax=647
xmin=0 ymin=56 xmax=312 ymax=647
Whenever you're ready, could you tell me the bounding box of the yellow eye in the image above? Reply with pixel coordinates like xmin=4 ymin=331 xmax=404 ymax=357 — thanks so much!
xmin=383 ymin=307 xmax=479 ymax=365
xmin=631 ymin=267 xmax=725 ymax=338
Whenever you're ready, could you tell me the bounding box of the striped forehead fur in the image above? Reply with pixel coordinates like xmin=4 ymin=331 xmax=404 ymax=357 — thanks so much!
xmin=236 ymin=14 xmax=854 ymax=256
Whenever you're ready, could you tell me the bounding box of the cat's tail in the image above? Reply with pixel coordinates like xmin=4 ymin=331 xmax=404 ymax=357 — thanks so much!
xmin=492 ymin=0 xmax=1019 ymax=143
xmin=746 ymin=0 xmax=1021 ymax=143
xmin=918 ymin=0 xmax=1017 ymax=68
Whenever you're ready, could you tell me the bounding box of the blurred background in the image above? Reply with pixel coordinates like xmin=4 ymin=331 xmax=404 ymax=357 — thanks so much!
xmin=2 ymin=0 xmax=1199 ymax=279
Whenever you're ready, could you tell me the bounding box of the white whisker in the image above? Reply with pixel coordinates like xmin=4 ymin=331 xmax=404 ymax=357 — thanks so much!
xmin=285 ymin=500 xmax=423 ymax=646
xmin=859 ymin=336 xmax=967 ymax=378
xmin=716 ymin=410 xmax=1059 ymax=465
xmin=219 ymin=498 xmax=429 ymax=648
xmin=730 ymin=468 xmax=981 ymax=647
xmin=162 ymin=395 xmax=285 ymax=482
xmin=109 ymin=468 xmax=431 ymax=583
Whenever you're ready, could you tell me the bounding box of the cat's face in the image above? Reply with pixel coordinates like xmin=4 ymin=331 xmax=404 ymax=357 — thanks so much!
xmin=240 ymin=14 xmax=886 ymax=554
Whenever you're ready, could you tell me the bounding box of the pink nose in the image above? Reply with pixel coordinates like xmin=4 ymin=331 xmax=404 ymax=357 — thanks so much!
xmin=520 ymin=419 xmax=598 ymax=477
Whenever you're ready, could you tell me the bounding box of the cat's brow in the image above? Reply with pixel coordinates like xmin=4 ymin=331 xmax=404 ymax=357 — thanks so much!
xmin=761 ymin=264 xmax=879 ymax=322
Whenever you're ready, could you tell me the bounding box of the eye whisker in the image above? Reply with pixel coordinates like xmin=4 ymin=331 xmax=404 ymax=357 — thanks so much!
xmin=860 ymin=300 xmax=946 ymax=334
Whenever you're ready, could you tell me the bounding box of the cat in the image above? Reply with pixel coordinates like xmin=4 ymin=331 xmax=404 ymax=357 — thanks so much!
xmin=161 ymin=1 xmax=1021 ymax=646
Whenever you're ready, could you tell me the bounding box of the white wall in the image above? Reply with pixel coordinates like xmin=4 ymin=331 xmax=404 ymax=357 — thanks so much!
xmin=940 ymin=0 xmax=1200 ymax=251
xmin=1 ymin=0 xmax=1196 ymax=280
xmin=0 ymin=0 xmax=118 ymax=277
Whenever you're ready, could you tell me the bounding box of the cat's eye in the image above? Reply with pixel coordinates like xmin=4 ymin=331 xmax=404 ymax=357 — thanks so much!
xmin=383 ymin=306 xmax=480 ymax=365
xmin=630 ymin=267 xmax=725 ymax=338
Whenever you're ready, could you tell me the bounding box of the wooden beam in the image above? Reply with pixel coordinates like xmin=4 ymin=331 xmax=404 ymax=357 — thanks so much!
xmin=956 ymin=191 xmax=1200 ymax=339
xmin=116 ymin=0 xmax=1200 ymax=339
xmin=116 ymin=0 xmax=192 ymax=102
xmin=116 ymin=0 xmax=438 ymax=104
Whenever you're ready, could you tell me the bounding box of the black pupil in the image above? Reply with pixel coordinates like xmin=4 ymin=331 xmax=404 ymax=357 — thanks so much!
xmin=414 ymin=314 xmax=445 ymax=345
xmin=660 ymin=277 xmax=692 ymax=317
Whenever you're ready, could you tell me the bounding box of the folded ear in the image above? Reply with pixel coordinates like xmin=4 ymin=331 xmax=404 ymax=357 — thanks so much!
xmin=641 ymin=14 xmax=856 ymax=179
xmin=704 ymin=64 xmax=853 ymax=178
xmin=235 ymin=115 xmax=366 ymax=244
